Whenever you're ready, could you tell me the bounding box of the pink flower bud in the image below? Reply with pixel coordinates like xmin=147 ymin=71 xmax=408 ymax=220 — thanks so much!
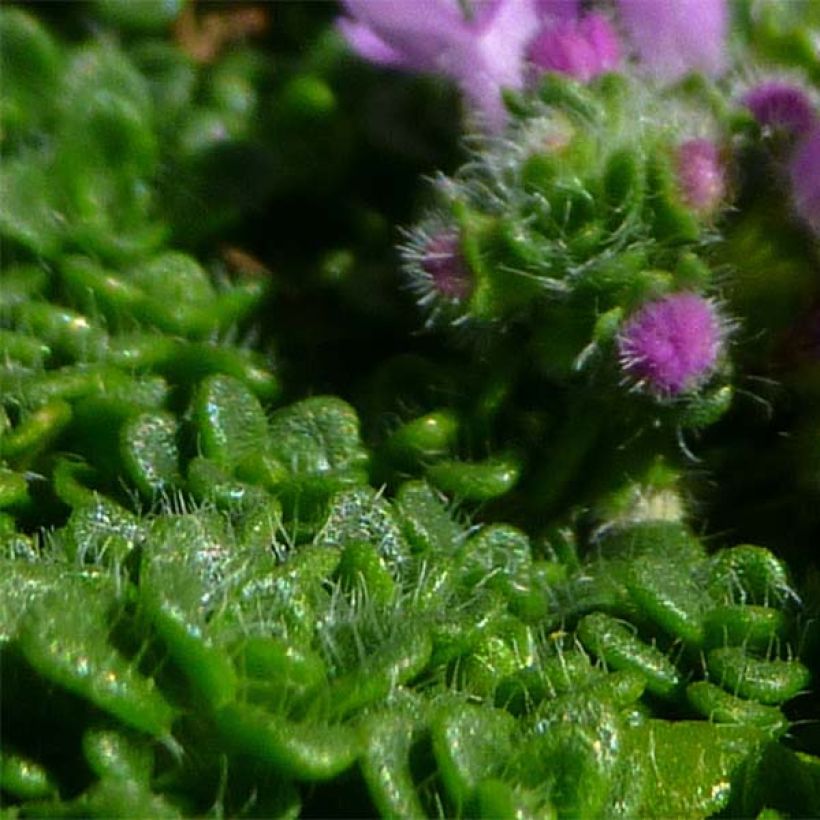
xmin=528 ymin=13 xmax=621 ymax=83
xmin=676 ymin=138 xmax=726 ymax=215
xmin=618 ymin=292 xmax=723 ymax=396
xmin=421 ymin=231 xmax=472 ymax=300
xmin=743 ymin=81 xmax=816 ymax=137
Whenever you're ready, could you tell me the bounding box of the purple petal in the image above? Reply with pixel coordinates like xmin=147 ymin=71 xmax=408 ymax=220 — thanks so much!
xmin=471 ymin=0 xmax=511 ymax=29
xmin=448 ymin=0 xmax=541 ymax=131
xmin=535 ymin=0 xmax=581 ymax=23
xmin=790 ymin=124 xmax=820 ymax=234
xmin=337 ymin=0 xmax=540 ymax=133
xmin=338 ymin=0 xmax=468 ymax=73
xmin=340 ymin=0 xmax=464 ymax=31
xmin=584 ymin=14 xmax=621 ymax=67
xmin=336 ymin=19 xmax=413 ymax=68
xmin=529 ymin=13 xmax=621 ymax=82
xmin=616 ymin=0 xmax=728 ymax=82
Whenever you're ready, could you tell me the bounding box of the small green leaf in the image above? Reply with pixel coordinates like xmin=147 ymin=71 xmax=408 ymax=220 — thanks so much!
xmin=193 ymin=374 xmax=269 ymax=472
xmin=427 ymin=455 xmax=521 ymax=501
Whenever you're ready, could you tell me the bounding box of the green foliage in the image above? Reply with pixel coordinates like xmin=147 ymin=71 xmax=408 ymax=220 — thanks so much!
xmin=1 ymin=3 xmax=819 ymax=819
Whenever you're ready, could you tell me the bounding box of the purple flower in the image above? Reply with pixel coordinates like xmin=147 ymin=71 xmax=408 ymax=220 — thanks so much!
xmin=618 ymin=292 xmax=723 ymax=396
xmin=675 ymin=138 xmax=726 ymax=215
xmin=790 ymin=124 xmax=820 ymax=234
xmin=615 ymin=0 xmax=728 ymax=82
xmin=337 ymin=0 xmax=540 ymax=131
xmin=419 ymin=231 xmax=472 ymax=300
xmin=743 ymin=81 xmax=816 ymax=137
xmin=528 ymin=12 xmax=621 ymax=82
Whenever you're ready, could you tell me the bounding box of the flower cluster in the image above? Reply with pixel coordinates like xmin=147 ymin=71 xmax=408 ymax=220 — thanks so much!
xmin=393 ymin=73 xmax=738 ymax=415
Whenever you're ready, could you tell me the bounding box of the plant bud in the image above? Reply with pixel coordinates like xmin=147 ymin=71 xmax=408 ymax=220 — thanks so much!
xmin=676 ymin=138 xmax=726 ymax=215
xmin=742 ymin=81 xmax=816 ymax=137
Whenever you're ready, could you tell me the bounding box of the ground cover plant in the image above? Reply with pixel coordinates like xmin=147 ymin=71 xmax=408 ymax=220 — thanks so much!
xmin=1 ymin=0 xmax=820 ymax=817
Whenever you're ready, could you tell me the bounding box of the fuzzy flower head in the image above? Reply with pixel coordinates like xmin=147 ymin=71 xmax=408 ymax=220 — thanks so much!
xmin=402 ymin=221 xmax=473 ymax=324
xmin=675 ymin=138 xmax=726 ymax=215
xmin=742 ymin=81 xmax=817 ymax=137
xmin=618 ymin=292 xmax=723 ymax=397
xmin=528 ymin=12 xmax=621 ymax=83
xmin=615 ymin=0 xmax=728 ymax=82
xmin=337 ymin=0 xmax=540 ymax=132
xmin=419 ymin=231 xmax=473 ymax=300
xmin=789 ymin=124 xmax=820 ymax=234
